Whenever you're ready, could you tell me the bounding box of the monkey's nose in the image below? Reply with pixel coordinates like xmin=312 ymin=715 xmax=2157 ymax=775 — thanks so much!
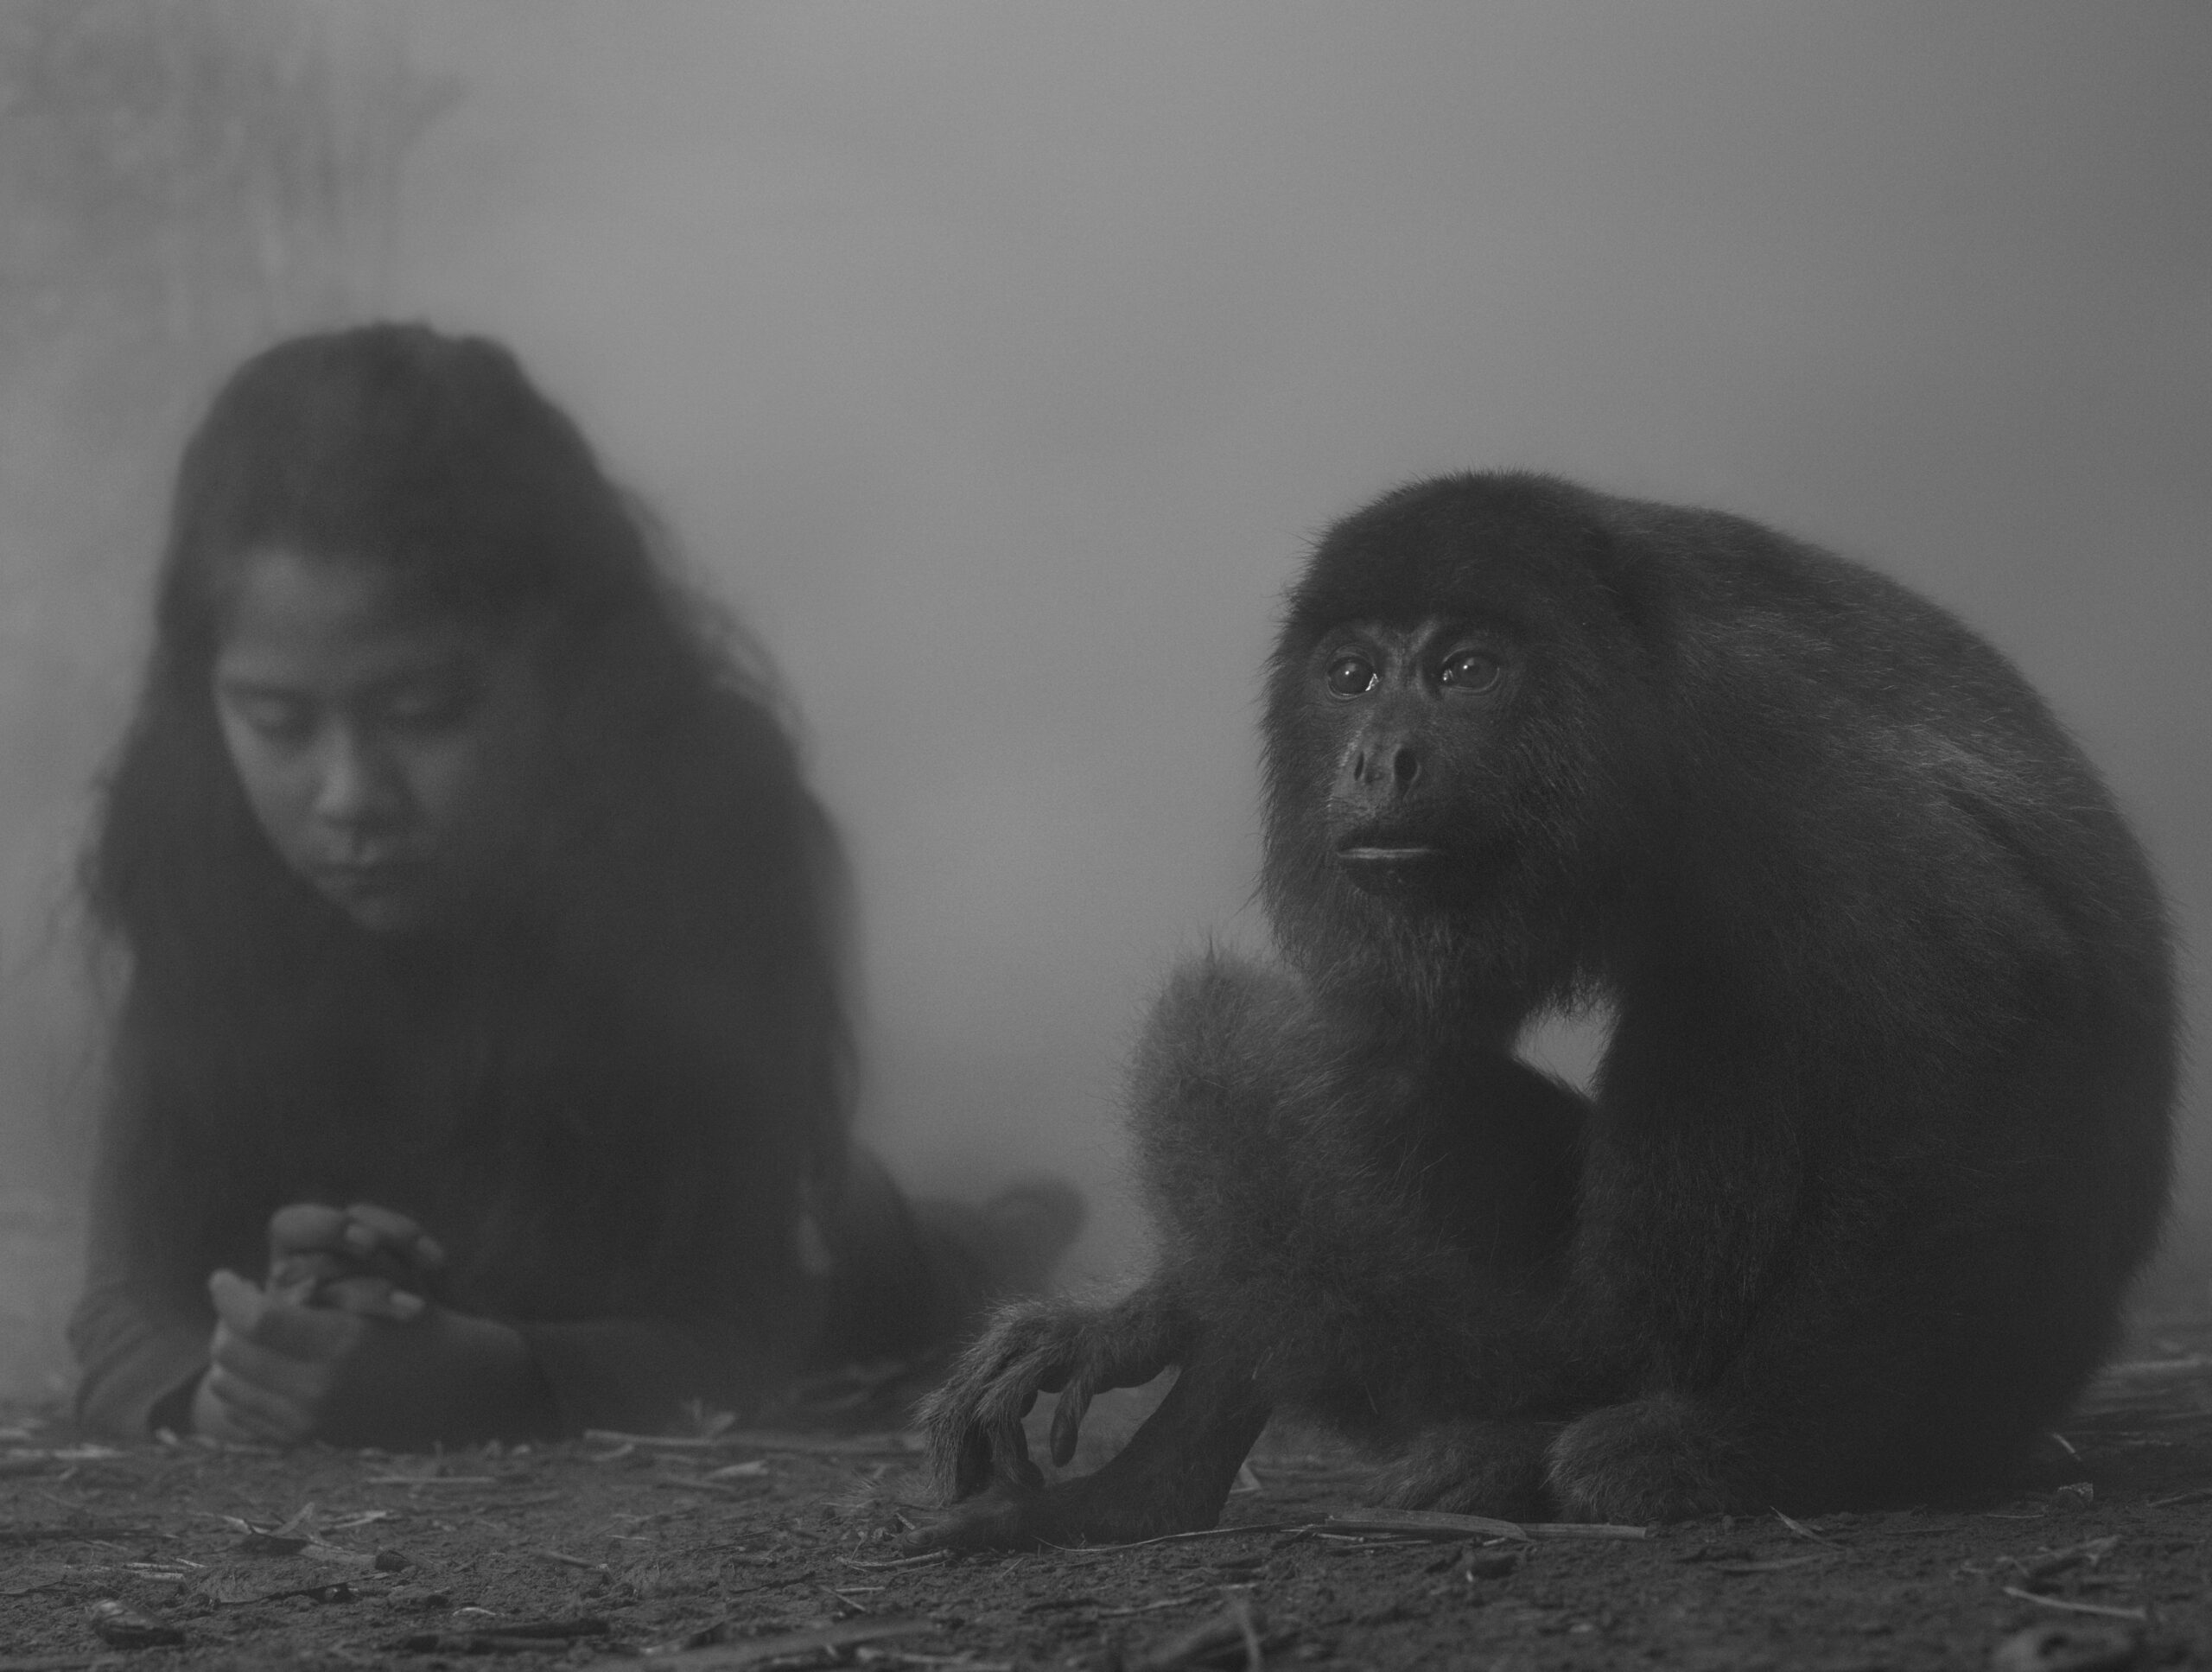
xmin=1347 ymin=740 xmax=1422 ymax=796
xmin=1358 ymin=745 xmax=1419 ymax=785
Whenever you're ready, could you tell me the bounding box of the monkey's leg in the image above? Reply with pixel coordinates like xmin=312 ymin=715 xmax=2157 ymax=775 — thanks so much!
xmin=904 ymin=1325 xmax=1273 ymax=1552
xmin=1543 ymin=1284 xmax=2076 ymax=1523
xmin=1542 ymin=1394 xmax=1767 ymax=1522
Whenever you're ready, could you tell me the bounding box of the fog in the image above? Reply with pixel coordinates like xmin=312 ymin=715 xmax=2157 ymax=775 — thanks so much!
xmin=2 ymin=0 xmax=2207 ymax=1393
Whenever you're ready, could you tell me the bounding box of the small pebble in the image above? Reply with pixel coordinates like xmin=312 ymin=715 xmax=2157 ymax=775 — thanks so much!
xmin=88 ymin=1598 xmax=185 ymax=1649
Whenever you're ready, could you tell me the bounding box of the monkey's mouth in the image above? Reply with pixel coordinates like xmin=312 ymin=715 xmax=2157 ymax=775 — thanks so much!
xmin=1333 ymin=839 xmax=1456 ymax=898
xmin=1338 ymin=843 xmax=1448 ymax=865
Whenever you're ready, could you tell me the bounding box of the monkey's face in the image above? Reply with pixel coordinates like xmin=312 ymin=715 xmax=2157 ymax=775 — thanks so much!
xmin=1257 ymin=474 xmax=1657 ymax=1014
xmin=1297 ymin=618 xmax=1523 ymax=905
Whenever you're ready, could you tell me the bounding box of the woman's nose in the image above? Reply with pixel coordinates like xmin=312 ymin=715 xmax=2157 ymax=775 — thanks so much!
xmin=312 ymin=726 xmax=408 ymax=828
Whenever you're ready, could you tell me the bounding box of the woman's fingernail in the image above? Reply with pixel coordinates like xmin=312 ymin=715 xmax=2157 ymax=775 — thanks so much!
xmin=389 ymin=1291 xmax=426 ymax=1320
xmin=343 ymin=1224 xmax=377 ymax=1251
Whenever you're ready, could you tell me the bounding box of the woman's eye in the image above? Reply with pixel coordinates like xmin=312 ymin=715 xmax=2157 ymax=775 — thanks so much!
xmin=1325 ymin=655 xmax=1377 ymax=697
xmin=232 ymin=696 xmax=315 ymax=743
xmin=1440 ymin=651 xmax=1503 ymax=691
xmin=378 ymin=683 xmax=478 ymax=734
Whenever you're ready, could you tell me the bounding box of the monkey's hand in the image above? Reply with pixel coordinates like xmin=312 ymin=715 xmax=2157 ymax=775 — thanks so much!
xmin=919 ymin=1287 xmax=1187 ymax=1504
xmin=905 ymin=1306 xmax=1269 ymax=1553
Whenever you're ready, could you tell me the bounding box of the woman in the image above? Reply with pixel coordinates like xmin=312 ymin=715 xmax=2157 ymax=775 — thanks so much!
xmin=70 ymin=323 xmax=1075 ymax=1446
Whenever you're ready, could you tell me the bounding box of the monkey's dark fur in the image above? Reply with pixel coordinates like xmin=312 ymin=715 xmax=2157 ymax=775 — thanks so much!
xmin=916 ymin=473 xmax=2175 ymax=1547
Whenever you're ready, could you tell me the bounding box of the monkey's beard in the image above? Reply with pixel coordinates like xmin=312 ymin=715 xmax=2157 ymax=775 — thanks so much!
xmin=1260 ymin=835 xmax=1608 ymax=1043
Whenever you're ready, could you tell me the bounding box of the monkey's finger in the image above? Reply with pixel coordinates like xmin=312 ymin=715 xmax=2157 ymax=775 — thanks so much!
xmin=925 ymin=1384 xmax=996 ymax=1498
xmin=975 ymin=1381 xmax=1044 ymax=1493
xmin=947 ymin=1420 xmax=995 ymax=1500
xmin=921 ymin=1300 xmax=1086 ymax=1497
xmin=992 ymin=1434 xmax=1044 ymax=1494
xmin=935 ymin=1387 xmax=1027 ymax=1499
xmin=1049 ymin=1379 xmax=1093 ymax=1467
xmin=984 ymin=1406 xmax=1042 ymax=1491
xmin=955 ymin=1412 xmax=1037 ymax=1497
xmin=921 ymin=1346 xmax=1023 ymax=1497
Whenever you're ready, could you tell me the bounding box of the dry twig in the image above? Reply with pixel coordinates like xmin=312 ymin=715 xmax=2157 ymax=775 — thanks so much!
xmin=1771 ymin=1510 xmax=1837 ymax=1543
xmin=1999 ymin=1586 xmax=2147 ymax=1623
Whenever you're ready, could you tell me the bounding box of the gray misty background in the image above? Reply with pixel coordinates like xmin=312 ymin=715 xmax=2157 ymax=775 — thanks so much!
xmin=1 ymin=0 xmax=2207 ymax=1396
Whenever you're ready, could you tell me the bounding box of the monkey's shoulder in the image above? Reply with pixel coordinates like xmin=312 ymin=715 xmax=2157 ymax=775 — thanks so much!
xmin=1122 ymin=950 xmax=1343 ymax=1122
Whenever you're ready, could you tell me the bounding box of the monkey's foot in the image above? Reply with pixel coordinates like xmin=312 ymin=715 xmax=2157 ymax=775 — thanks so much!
xmin=1373 ymin=1420 xmax=1560 ymax=1521
xmin=1546 ymin=1394 xmax=1754 ymax=1523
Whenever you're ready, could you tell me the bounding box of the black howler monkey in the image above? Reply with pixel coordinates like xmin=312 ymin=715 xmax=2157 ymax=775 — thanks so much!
xmin=914 ymin=472 xmax=2175 ymax=1546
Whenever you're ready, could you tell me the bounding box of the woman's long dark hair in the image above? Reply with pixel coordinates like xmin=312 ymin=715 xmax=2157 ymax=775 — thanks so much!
xmin=84 ymin=324 xmax=852 ymax=1301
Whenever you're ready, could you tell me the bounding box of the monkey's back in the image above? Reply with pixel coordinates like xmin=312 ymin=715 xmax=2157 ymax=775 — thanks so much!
xmin=1581 ymin=490 xmax=2174 ymax=1475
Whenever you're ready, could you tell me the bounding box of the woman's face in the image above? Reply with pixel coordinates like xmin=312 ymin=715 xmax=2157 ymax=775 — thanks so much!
xmin=212 ymin=547 xmax=552 ymax=936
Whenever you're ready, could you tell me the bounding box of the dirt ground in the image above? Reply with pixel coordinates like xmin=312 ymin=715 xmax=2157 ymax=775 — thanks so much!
xmin=6 ymin=1313 xmax=2212 ymax=1672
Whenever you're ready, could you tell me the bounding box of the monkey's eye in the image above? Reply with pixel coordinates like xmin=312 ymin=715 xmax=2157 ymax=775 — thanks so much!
xmin=1325 ymin=654 xmax=1378 ymax=697
xmin=1439 ymin=651 xmax=1503 ymax=692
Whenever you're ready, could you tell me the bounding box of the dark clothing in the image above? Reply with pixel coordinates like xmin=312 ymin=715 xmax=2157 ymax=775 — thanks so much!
xmin=69 ymin=941 xmax=988 ymax=1441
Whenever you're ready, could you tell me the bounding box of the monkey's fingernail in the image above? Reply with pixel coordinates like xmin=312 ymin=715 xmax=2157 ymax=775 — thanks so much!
xmin=343 ymin=1224 xmax=377 ymax=1251
xmin=415 ymin=1237 xmax=447 ymax=1268
xmin=388 ymin=1291 xmax=426 ymax=1320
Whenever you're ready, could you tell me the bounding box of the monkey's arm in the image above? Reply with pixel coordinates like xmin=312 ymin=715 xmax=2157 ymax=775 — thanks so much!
xmin=906 ymin=956 xmax=1307 ymax=1548
xmin=1132 ymin=953 xmax=1605 ymax=1415
xmin=918 ymin=949 xmax=1605 ymax=1546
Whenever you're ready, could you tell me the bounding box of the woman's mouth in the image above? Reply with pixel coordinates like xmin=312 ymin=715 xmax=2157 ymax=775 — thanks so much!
xmin=311 ymin=859 xmax=430 ymax=897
